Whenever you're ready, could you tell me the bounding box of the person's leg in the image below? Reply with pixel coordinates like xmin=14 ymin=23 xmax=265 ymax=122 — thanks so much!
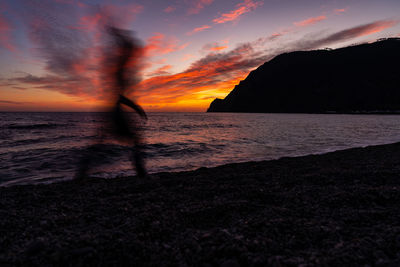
xmin=75 ymin=128 xmax=106 ymax=180
xmin=74 ymin=153 xmax=90 ymax=180
xmin=131 ymin=132 xmax=147 ymax=177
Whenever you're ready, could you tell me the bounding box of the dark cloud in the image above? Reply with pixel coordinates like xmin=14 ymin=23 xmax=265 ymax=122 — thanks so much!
xmin=23 ymin=0 xmax=89 ymax=76
xmin=0 ymin=100 xmax=26 ymax=104
xmin=16 ymin=0 xmax=141 ymax=100
xmin=292 ymin=19 xmax=399 ymax=51
xmin=0 ymin=81 xmax=16 ymax=87
xmin=6 ymin=73 xmax=94 ymax=97
xmin=11 ymin=86 xmax=27 ymax=90
xmin=0 ymin=13 xmax=16 ymax=51
xmin=12 ymin=74 xmax=79 ymax=84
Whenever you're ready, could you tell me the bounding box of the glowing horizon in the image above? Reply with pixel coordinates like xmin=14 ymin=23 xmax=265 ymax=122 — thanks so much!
xmin=1 ymin=0 xmax=400 ymax=112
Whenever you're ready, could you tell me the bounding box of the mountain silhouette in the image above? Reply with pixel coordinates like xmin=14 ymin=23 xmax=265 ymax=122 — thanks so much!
xmin=207 ymin=38 xmax=400 ymax=113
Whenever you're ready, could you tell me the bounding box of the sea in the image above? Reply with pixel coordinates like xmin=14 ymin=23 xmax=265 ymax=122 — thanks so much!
xmin=1 ymin=112 xmax=400 ymax=186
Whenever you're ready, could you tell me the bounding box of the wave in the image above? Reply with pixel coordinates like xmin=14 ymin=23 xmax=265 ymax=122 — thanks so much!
xmin=68 ymin=141 xmax=226 ymax=161
xmin=7 ymin=123 xmax=71 ymax=130
xmin=180 ymin=123 xmax=239 ymax=129
xmin=148 ymin=123 xmax=239 ymax=132
xmin=146 ymin=142 xmax=225 ymax=157
xmin=1 ymin=134 xmax=75 ymax=147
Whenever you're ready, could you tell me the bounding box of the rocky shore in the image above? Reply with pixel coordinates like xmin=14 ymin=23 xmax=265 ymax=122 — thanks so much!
xmin=2 ymin=142 xmax=400 ymax=266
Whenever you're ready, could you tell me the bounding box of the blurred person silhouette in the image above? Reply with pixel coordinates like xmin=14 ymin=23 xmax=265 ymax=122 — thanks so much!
xmin=75 ymin=24 xmax=147 ymax=179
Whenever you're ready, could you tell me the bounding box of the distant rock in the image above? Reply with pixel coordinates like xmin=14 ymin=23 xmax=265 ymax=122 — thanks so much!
xmin=207 ymin=38 xmax=400 ymax=113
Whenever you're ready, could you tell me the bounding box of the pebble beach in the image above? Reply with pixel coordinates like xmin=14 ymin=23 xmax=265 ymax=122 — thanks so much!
xmin=2 ymin=142 xmax=400 ymax=266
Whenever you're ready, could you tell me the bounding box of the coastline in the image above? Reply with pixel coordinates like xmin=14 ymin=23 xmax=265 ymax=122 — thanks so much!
xmin=2 ymin=142 xmax=400 ymax=265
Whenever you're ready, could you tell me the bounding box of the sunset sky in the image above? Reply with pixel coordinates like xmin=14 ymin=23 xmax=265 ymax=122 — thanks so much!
xmin=1 ymin=0 xmax=399 ymax=112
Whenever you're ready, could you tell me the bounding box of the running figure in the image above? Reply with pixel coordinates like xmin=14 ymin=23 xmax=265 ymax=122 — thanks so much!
xmin=75 ymin=25 xmax=147 ymax=179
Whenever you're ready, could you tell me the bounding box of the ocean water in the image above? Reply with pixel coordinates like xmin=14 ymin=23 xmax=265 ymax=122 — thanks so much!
xmin=1 ymin=112 xmax=400 ymax=186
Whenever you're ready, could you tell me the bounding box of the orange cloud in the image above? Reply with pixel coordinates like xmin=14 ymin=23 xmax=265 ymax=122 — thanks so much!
xmin=88 ymin=4 xmax=143 ymax=28
xmin=188 ymin=0 xmax=213 ymax=15
xmin=136 ymin=70 xmax=249 ymax=111
xmin=213 ymin=0 xmax=263 ymax=24
xmin=0 ymin=14 xmax=16 ymax=52
xmin=76 ymin=13 xmax=103 ymax=31
xmin=187 ymin=25 xmax=211 ymax=35
xmin=210 ymin=46 xmax=228 ymax=51
xmin=135 ymin=42 xmax=268 ymax=111
xmin=145 ymin=33 xmax=188 ymax=56
xmin=353 ymin=20 xmax=398 ymax=37
xmin=147 ymin=65 xmax=173 ymax=76
xmin=70 ymin=4 xmax=143 ymax=32
xmin=181 ymin=54 xmax=195 ymax=61
xmin=268 ymin=32 xmax=283 ymax=40
xmin=294 ymin=15 xmax=327 ymax=27
xmin=202 ymin=42 xmax=229 ymax=52
xmin=334 ymin=8 xmax=348 ymax=14
xmin=164 ymin=6 xmax=176 ymax=13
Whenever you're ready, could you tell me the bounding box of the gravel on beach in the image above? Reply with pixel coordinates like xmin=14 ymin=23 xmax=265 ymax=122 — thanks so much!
xmin=2 ymin=142 xmax=400 ymax=266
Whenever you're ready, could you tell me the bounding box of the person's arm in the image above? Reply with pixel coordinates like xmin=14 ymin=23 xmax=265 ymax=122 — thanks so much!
xmin=119 ymin=95 xmax=147 ymax=120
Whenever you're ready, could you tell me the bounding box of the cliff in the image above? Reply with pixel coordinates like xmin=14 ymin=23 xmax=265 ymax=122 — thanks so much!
xmin=207 ymin=38 xmax=400 ymax=113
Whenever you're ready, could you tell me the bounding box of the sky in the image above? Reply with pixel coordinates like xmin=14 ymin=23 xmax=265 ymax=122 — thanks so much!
xmin=0 ymin=0 xmax=399 ymax=112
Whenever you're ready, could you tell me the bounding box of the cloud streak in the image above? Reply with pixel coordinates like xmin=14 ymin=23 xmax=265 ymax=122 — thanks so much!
xmin=294 ymin=15 xmax=327 ymax=27
xmin=299 ymin=19 xmax=399 ymax=49
xmin=334 ymin=8 xmax=348 ymax=14
xmin=145 ymin=33 xmax=188 ymax=56
xmin=0 ymin=13 xmax=16 ymax=52
xmin=164 ymin=6 xmax=176 ymax=13
xmin=187 ymin=25 xmax=211 ymax=35
xmin=188 ymin=0 xmax=213 ymax=15
xmin=0 ymin=100 xmax=26 ymax=104
xmin=73 ymin=4 xmax=143 ymax=31
xmin=213 ymin=0 xmax=263 ymax=24
xmin=202 ymin=42 xmax=229 ymax=52
xmin=189 ymin=0 xmax=262 ymax=36
xmin=147 ymin=65 xmax=173 ymax=76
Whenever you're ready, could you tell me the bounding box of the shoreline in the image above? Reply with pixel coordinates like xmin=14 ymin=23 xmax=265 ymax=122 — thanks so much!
xmin=207 ymin=111 xmax=400 ymax=115
xmin=2 ymin=142 xmax=400 ymax=265
xmin=2 ymin=141 xmax=398 ymax=188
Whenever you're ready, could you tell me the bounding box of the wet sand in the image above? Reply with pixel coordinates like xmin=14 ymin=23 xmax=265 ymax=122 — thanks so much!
xmin=1 ymin=142 xmax=400 ymax=266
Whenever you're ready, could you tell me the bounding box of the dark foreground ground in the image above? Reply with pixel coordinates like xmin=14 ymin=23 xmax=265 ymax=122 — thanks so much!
xmin=2 ymin=143 xmax=400 ymax=266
